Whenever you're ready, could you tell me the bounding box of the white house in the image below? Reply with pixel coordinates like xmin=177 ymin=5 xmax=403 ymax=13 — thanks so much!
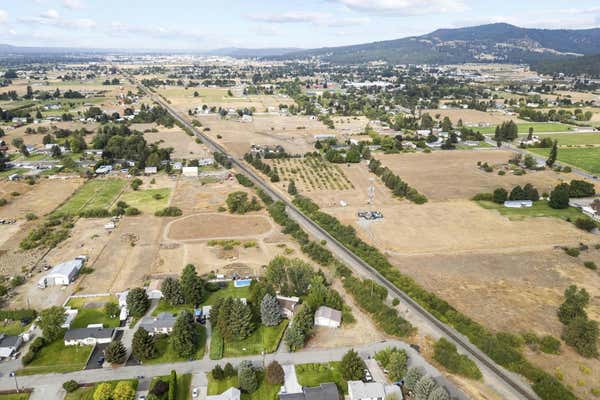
xmin=198 ymin=158 xmax=215 ymax=166
xmin=182 ymin=166 xmax=199 ymax=177
xmin=38 ymin=259 xmax=84 ymax=288
xmin=314 ymin=306 xmax=342 ymax=328
xmin=0 ymin=335 xmax=23 ymax=358
xmin=139 ymin=313 xmax=177 ymax=336
xmin=64 ymin=327 xmax=115 ymax=346
xmin=207 ymin=387 xmax=240 ymax=400
xmin=144 ymin=166 xmax=158 ymax=175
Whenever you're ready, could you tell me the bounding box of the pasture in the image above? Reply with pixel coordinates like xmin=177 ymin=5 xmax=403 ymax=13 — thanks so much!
xmin=529 ymin=147 xmax=600 ymax=174
xmin=53 ymin=178 xmax=126 ymax=216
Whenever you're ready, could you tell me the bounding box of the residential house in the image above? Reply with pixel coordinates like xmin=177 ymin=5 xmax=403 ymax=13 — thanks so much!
xmin=0 ymin=334 xmax=23 ymax=358
xmin=314 ymin=306 xmax=341 ymax=328
xmin=139 ymin=313 xmax=177 ymax=336
xmin=503 ymin=200 xmax=533 ymax=208
xmin=276 ymin=295 xmax=300 ymax=319
xmin=95 ymin=165 xmax=113 ymax=174
xmin=347 ymin=381 xmax=402 ymax=400
xmin=64 ymin=327 xmax=115 ymax=346
xmin=198 ymin=158 xmax=215 ymax=166
xmin=206 ymin=387 xmax=240 ymax=400
xmin=280 ymin=383 xmax=340 ymax=400
xmin=144 ymin=166 xmax=158 ymax=175
xmin=38 ymin=258 xmax=84 ymax=288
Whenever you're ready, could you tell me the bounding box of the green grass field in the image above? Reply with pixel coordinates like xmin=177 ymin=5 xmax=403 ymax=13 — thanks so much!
xmin=144 ymin=325 xmax=206 ymax=365
xmin=53 ymin=178 xmax=126 ymax=216
xmin=66 ymin=295 xmax=116 ymax=308
xmin=0 ymin=321 xmax=30 ymax=336
xmin=18 ymin=340 xmax=93 ymax=375
xmin=64 ymin=379 xmax=138 ymax=400
xmin=529 ymin=147 xmax=600 ymax=174
xmin=222 ymin=321 xmax=288 ymax=357
xmin=532 ymin=133 xmax=600 ymax=146
xmin=70 ymin=309 xmax=120 ymax=329
xmin=296 ymin=362 xmax=347 ymax=394
xmin=477 ymin=200 xmax=595 ymax=224
xmin=151 ymin=300 xmax=194 ymax=316
xmin=204 ymin=283 xmax=251 ymax=305
xmin=149 ymin=373 xmax=191 ymax=400
xmin=207 ymin=372 xmax=279 ymax=400
xmin=119 ymin=188 xmax=171 ymax=213
xmin=477 ymin=122 xmax=573 ymax=134
xmin=0 ymin=394 xmax=30 ymax=400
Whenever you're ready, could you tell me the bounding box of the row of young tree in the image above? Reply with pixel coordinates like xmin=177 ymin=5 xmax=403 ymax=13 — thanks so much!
xmin=368 ymin=159 xmax=427 ymax=204
xmin=244 ymin=152 xmax=280 ymax=182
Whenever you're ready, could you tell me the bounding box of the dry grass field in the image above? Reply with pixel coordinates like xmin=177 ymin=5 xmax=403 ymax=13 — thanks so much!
xmin=422 ymin=108 xmax=526 ymax=125
xmin=166 ymin=213 xmax=272 ymax=241
xmin=140 ymin=124 xmax=211 ymax=159
xmin=377 ymin=150 xmax=586 ymax=201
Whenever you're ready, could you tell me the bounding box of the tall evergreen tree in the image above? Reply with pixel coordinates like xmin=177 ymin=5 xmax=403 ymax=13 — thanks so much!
xmin=161 ymin=277 xmax=184 ymax=306
xmin=105 ymin=340 xmax=127 ymax=364
xmin=171 ymin=311 xmax=198 ymax=358
xmin=132 ymin=327 xmax=156 ymax=360
xmin=260 ymin=294 xmax=282 ymax=326
xmin=546 ymin=140 xmax=558 ymax=167
xmin=238 ymin=360 xmax=258 ymax=393
xmin=341 ymin=349 xmax=366 ymax=381
xmin=180 ymin=264 xmax=204 ymax=306
xmin=287 ymin=180 xmax=297 ymax=195
xmin=126 ymin=288 xmax=150 ymax=317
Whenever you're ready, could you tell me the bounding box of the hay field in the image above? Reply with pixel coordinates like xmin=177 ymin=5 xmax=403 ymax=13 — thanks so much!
xmin=377 ymin=150 xmax=584 ymax=201
xmin=141 ymin=125 xmax=211 ymax=159
xmin=422 ymin=108 xmax=526 ymax=125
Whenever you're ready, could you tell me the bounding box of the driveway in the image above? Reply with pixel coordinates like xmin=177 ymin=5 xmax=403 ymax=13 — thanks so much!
xmin=282 ymin=364 xmax=302 ymax=395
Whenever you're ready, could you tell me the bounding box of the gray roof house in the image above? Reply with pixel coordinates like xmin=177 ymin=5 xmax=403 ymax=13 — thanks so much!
xmin=348 ymin=381 xmax=402 ymax=400
xmin=64 ymin=327 xmax=115 ymax=346
xmin=280 ymin=383 xmax=340 ymax=400
xmin=139 ymin=312 xmax=177 ymax=335
xmin=314 ymin=306 xmax=342 ymax=328
xmin=0 ymin=334 xmax=23 ymax=358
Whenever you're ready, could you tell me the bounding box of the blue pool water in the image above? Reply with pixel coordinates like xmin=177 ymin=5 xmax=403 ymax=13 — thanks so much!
xmin=234 ymin=279 xmax=252 ymax=288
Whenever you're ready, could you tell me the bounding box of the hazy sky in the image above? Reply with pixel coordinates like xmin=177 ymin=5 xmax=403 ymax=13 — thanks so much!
xmin=1 ymin=0 xmax=599 ymax=50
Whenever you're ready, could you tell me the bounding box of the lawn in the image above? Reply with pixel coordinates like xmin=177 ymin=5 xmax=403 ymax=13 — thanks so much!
xmin=222 ymin=321 xmax=288 ymax=358
xmin=18 ymin=340 xmax=93 ymax=375
xmin=144 ymin=325 xmax=206 ymax=365
xmin=477 ymin=122 xmax=573 ymax=134
xmin=64 ymin=379 xmax=138 ymax=400
xmin=66 ymin=295 xmax=116 ymax=309
xmin=207 ymin=372 xmax=279 ymax=400
xmin=0 ymin=321 xmax=30 ymax=336
xmin=477 ymin=200 xmax=595 ymax=224
xmin=119 ymin=188 xmax=171 ymax=213
xmin=529 ymin=147 xmax=600 ymax=174
xmin=53 ymin=178 xmax=126 ymax=216
xmin=204 ymin=282 xmax=251 ymax=305
xmin=149 ymin=373 xmax=191 ymax=400
xmin=151 ymin=299 xmax=194 ymax=316
xmin=533 ymin=132 xmax=600 ymax=146
xmin=70 ymin=308 xmax=120 ymax=329
xmin=0 ymin=168 xmax=28 ymax=179
xmin=295 ymin=362 xmax=348 ymax=394
xmin=0 ymin=394 xmax=30 ymax=400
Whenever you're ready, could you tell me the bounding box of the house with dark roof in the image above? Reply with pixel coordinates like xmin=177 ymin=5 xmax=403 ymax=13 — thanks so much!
xmin=0 ymin=334 xmax=23 ymax=358
xmin=139 ymin=312 xmax=177 ymax=335
xmin=279 ymin=383 xmax=340 ymax=400
xmin=64 ymin=327 xmax=115 ymax=346
xmin=276 ymin=295 xmax=300 ymax=319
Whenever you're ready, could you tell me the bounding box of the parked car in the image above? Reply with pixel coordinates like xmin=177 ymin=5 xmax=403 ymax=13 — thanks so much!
xmin=192 ymin=388 xmax=199 ymax=398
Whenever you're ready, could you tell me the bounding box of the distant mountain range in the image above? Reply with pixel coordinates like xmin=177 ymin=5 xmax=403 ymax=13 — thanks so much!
xmin=278 ymin=23 xmax=600 ymax=64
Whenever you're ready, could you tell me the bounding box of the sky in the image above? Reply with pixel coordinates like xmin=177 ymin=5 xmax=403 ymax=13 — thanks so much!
xmin=0 ymin=0 xmax=599 ymax=50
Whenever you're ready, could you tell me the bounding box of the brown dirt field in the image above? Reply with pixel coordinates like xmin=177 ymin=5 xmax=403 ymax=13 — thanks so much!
xmin=141 ymin=125 xmax=212 ymax=159
xmin=169 ymin=178 xmax=238 ymax=213
xmin=0 ymin=177 xmax=83 ymax=219
xmin=166 ymin=213 xmax=273 ymax=241
xmin=422 ymin=109 xmax=526 ymax=125
xmin=195 ymin=114 xmax=326 ymax=157
xmin=378 ymin=150 xmax=587 ymax=201
xmin=554 ymin=90 xmax=600 ymax=103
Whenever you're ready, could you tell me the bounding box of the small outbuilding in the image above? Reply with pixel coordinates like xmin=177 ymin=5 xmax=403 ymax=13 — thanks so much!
xmin=276 ymin=295 xmax=300 ymax=319
xmin=314 ymin=306 xmax=342 ymax=328
xmin=503 ymin=200 xmax=533 ymax=208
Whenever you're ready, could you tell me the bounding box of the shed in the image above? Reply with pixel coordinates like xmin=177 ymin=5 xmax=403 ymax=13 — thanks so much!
xmin=144 ymin=166 xmax=158 ymax=175
xmin=314 ymin=306 xmax=342 ymax=328
xmin=38 ymin=259 xmax=84 ymax=288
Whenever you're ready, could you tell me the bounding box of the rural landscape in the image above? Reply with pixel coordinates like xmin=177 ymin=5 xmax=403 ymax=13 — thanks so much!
xmin=0 ymin=1 xmax=600 ymax=400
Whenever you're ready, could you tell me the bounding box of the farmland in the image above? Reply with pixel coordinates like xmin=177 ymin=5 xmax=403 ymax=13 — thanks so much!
xmin=53 ymin=178 xmax=126 ymax=217
xmin=529 ymin=147 xmax=600 ymax=174
xmin=533 ymin=132 xmax=600 ymax=146
xmin=477 ymin=122 xmax=574 ymax=134
xmin=269 ymin=157 xmax=354 ymax=192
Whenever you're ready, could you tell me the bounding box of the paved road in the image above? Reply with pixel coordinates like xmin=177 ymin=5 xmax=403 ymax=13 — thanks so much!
xmin=137 ymin=82 xmax=538 ymax=400
xmin=0 ymin=340 xmax=463 ymax=398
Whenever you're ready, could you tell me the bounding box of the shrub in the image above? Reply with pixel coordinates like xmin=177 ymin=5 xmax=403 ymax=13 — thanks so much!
xmin=25 ymin=213 xmax=38 ymax=221
xmin=212 ymin=364 xmax=224 ymax=380
xmin=131 ymin=178 xmax=143 ymax=190
xmin=151 ymin=380 xmax=169 ymax=396
xmin=472 ymin=192 xmax=493 ymax=201
xmin=584 ymin=261 xmax=597 ymax=270
xmin=21 ymin=351 xmax=35 ymax=365
xmin=155 ymin=207 xmax=183 ymax=217
xmin=493 ymin=188 xmax=508 ymax=204
xmin=238 ymin=360 xmax=258 ymax=393
xmin=63 ymin=380 xmax=79 ymax=393
xmin=79 ymin=208 xmax=110 ymax=218
xmin=564 ymin=248 xmax=580 ymax=257
xmin=539 ymin=335 xmax=561 ymax=355
xmin=433 ymin=338 xmax=482 ymax=380
xmin=226 ymin=191 xmax=261 ymax=214
xmin=575 ymin=218 xmax=596 ymax=232
xmin=266 ymin=360 xmax=284 ymax=385
xmin=392 ymin=298 xmax=400 ymax=306
xmin=224 ymin=362 xmax=235 ymax=377
xmin=235 ymin=174 xmax=254 ymax=187
xmin=498 ymin=170 xmax=506 ymax=176
xmin=0 ymin=198 xmax=7 ymax=206
xmin=125 ymin=207 xmax=141 ymax=216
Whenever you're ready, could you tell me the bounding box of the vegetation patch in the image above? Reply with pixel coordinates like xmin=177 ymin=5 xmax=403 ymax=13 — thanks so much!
xmin=53 ymin=178 xmax=126 ymax=217
xmin=120 ymin=188 xmax=171 ymax=213
xmin=296 ymin=362 xmax=347 ymax=394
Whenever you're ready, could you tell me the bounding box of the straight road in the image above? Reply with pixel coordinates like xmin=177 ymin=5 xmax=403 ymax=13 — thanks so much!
xmin=139 ymin=83 xmax=539 ymax=400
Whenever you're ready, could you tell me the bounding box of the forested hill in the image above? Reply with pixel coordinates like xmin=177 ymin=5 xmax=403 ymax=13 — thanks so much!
xmin=277 ymin=23 xmax=600 ymax=65
xmin=531 ymin=54 xmax=600 ymax=77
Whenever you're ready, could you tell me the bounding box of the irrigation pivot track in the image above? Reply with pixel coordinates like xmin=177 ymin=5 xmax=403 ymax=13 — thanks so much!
xmin=139 ymin=82 xmax=539 ymax=400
